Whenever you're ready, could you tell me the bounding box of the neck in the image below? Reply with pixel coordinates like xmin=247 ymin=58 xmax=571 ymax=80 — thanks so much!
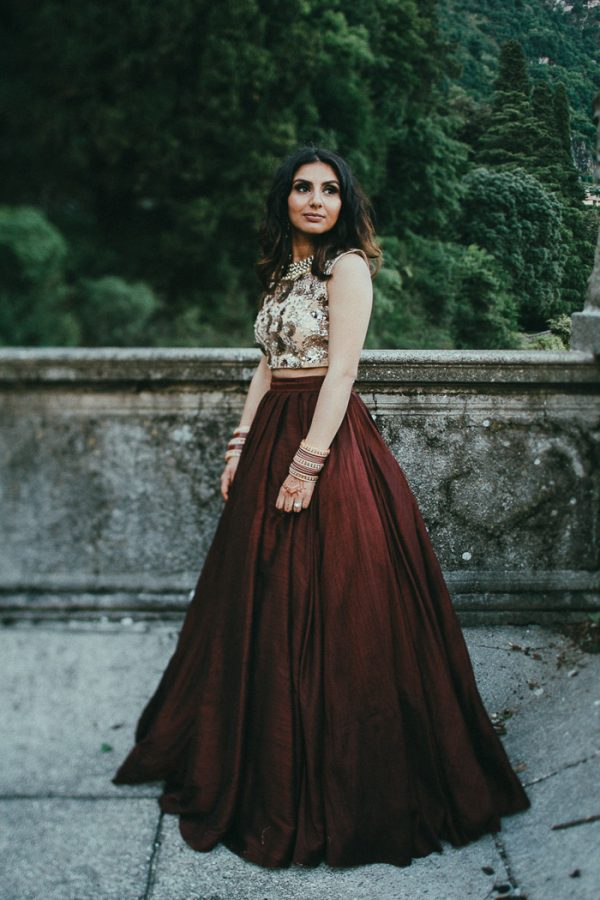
xmin=290 ymin=232 xmax=315 ymax=262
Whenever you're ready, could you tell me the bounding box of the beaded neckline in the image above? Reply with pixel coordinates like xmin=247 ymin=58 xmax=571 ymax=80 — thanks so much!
xmin=283 ymin=255 xmax=314 ymax=280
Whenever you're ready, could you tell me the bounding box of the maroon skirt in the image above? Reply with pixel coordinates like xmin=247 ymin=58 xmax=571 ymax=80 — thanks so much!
xmin=112 ymin=373 xmax=530 ymax=868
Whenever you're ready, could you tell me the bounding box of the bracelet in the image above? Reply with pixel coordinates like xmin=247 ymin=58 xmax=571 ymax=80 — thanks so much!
xmin=291 ymin=456 xmax=325 ymax=475
xmin=288 ymin=465 xmax=319 ymax=482
xmin=294 ymin=448 xmax=325 ymax=468
xmin=300 ymin=438 xmax=330 ymax=457
xmin=293 ymin=458 xmax=324 ymax=471
xmin=224 ymin=424 xmax=251 ymax=462
xmin=287 ymin=437 xmax=330 ymax=482
xmin=225 ymin=425 xmax=250 ymax=462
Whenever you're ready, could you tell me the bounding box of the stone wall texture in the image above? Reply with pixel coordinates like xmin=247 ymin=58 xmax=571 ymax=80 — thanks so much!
xmin=1 ymin=348 xmax=599 ymax=623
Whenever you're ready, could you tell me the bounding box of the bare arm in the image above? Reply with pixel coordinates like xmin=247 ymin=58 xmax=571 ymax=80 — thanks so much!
xmin=275 ymin=252 xmax=373 ymax=512
xmin=237 ymin=353 xmax=272 ymax=429
xmin=221 ymin=354 xmax=271 ymax=502
xmin=303 ymin=253 xmax=373 ymax=450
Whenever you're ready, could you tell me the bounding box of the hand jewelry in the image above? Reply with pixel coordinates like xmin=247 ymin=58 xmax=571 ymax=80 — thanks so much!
xmin=288 ymin=437 xmax=330 ymax=482
xmin=224 ymin=424 xmax=251 ymax=461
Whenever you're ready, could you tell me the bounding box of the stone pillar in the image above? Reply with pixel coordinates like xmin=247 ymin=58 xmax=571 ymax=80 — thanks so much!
xmin=571 ymin=90 xmax=600 ymax=353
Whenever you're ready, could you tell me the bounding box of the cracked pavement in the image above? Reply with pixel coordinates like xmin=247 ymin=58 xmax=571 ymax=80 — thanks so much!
xmin=0 ymin=620 xmax=598 ymax=900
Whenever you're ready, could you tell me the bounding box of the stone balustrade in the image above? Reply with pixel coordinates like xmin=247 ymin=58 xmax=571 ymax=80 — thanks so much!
xmin=1 ymin=347 xmax=599 ymax=623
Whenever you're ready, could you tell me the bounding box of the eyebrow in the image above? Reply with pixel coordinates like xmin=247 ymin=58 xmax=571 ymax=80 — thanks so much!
xmin=293 ymin=178 xmax=340 ymax=186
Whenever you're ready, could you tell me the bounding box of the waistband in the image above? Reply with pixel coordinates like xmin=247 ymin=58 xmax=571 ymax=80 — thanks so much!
xmin=269 ymin=373 xmax=327 ymax=391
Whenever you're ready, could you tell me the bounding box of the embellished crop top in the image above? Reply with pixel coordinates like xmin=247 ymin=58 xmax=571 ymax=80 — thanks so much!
xmin=253 ymin=248 xmax=369 ymax=369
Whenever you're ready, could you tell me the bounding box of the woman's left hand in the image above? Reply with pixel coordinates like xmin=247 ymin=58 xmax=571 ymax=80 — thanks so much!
xmin=276 ymin=474 xmax=317 ymax=513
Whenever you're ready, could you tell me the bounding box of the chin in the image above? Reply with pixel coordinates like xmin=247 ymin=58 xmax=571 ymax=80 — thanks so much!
xmin=297 ymin=223 xmax=333 ymax=237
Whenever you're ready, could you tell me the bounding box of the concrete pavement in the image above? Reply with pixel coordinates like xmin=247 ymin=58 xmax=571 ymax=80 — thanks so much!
xmin=0 ymin=618 xmax=598 ymax=900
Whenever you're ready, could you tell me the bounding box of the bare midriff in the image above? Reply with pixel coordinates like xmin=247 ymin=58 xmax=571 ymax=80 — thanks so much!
xmin=271 ymin=366 xmax=328 ymax=379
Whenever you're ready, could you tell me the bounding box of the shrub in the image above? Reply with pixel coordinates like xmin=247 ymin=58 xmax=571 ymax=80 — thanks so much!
xmin=0 ymin=206 xmax=79 ymax=345
xmin=75 ymin=276 xmax=159 ymax=346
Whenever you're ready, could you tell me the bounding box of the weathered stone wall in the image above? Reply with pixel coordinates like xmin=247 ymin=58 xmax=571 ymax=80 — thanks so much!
xmin=1 ymin=348 xmax=599 ymax=622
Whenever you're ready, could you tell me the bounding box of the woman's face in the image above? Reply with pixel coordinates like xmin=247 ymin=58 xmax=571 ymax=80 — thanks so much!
xmin=287 ymin=161 xmax=342 ymax=241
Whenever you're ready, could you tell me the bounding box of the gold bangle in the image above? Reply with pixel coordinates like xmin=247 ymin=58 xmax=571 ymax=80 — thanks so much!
xmin=300 ymin=438 xmax=330 ymax=457
xmin=288 ymin=465 xmax=319 ymax=482
xmin=292 ymin=458 xmax=324 ymax=471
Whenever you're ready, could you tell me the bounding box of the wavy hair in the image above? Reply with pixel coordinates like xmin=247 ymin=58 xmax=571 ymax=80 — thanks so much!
xmin=256 ymin=146 xmax=381 ymax=292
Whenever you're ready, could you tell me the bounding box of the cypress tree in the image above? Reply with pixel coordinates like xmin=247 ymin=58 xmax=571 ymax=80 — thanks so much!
xmin=553 ymin=82 xmax=573 ymax=157
xmin=529 ymin=80 xmax=564 ymax=192
xmin=476 ymin=40 xmax=537 ymax=169
xmin=546 ymin=81 xmax=590 ymax=314
xmin=552 ymin=83 xmax=585 ymax=206
xmin=494 ymin=39 xmax=530 ymax=99
xmin=531 ymin=82 xmax=561 ymax=159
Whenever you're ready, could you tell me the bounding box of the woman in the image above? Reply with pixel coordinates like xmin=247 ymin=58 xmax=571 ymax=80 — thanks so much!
xmin=113 ymin=146 xmax=530 ymax=869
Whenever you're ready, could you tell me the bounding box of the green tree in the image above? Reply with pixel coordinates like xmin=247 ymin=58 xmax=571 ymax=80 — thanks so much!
xmin=530 ymin=81 xmax=564 ymax=185
xmin=0 ymin=207 xmax=79 ymax=346
xmin=552 ymin=83 xmax=586 ymax=205
xmin=0 ymin=0 xmax=464 ymax=342
xmin=6 ymin=1 xmax=592 ymax=349
xmin=459 ymin=167 xmax=567 ymax=329
xmin=495 ymin=38 xmax=530 ymax=97
xmin=75 ymin=276 xmax=160 ymax=347
xmin=476 ymin=41 xmax=538 ymax=169
xmin=437 ymin=0 xmax=598 ymax=171
xmin=451 ymin=244 xmax=519 ymax=348
xmin=545 ymin=82 xmax=593 ymax=310
xmin=368 ymin=234 xmax=519 ymax=350
xmin=368 ymin=235 xmax=456 ymax=350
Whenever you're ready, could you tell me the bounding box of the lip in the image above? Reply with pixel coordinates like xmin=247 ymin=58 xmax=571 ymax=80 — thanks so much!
xmin=303 ymin=213 xmax=326 ymax=221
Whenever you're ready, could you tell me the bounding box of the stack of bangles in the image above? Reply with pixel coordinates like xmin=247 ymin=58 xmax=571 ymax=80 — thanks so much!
xmin=224 ymin=425 xmax=251 ymax=462
xmin=288 ymin=438 xmax=330 ymax=484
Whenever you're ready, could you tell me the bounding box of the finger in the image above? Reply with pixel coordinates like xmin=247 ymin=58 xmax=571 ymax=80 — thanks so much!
xmin=223 ymin=468 xmax=236 ymax=499
xmin=302 ymin=484 xmax=316 ymax=508
xmin=284 ymin=493 xmax=295 ymax=513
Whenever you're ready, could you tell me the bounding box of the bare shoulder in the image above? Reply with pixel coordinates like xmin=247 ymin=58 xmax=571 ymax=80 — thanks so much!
xmin=329 ymin=251 xmax=372 ymax=284
xmin=328 ymin=251 xmax=373 ymax=317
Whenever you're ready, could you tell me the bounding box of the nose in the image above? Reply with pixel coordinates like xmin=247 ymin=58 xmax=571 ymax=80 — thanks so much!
xmin=309 ymin=190 xmax=323 ymax=208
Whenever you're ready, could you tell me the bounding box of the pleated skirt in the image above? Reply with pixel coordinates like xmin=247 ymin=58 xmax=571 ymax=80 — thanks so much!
xmin=112 ymin=373 xmax=530 ymax=869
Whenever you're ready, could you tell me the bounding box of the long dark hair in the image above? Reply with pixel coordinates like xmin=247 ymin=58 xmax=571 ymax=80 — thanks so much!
xmin=256 ymin=145 xmax=381 ymax=292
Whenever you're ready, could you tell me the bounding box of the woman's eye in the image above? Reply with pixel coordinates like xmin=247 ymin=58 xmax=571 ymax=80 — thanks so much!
xmin=294 ymin=183 xmax=308 ymax=192
xmin=325 ymin=186 xmax=339 ymax=194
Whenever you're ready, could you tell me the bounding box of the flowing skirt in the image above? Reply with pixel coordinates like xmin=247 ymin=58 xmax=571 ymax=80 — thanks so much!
xmin=112 ymin=373 xmax=530 ymax=869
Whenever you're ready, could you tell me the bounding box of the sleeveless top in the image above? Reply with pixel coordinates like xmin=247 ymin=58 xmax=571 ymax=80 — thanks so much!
xmin=253 ymin=248 xmax=369 ymax=369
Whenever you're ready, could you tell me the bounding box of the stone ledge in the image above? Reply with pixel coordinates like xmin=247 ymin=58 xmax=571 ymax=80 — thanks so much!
xmin=1 ymin=583 xmax=598 ymax=625
xmin=0 ymin=568 xmax=598 ymax=594
xmin=0 ymin=347 xmax=598 ymax=387
xmin=1 ymin=348 xmax=598 ymax=620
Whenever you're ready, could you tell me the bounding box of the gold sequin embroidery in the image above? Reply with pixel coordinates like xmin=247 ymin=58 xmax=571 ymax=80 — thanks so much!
xmin=253 ymin=250 xmax=367 ymax=369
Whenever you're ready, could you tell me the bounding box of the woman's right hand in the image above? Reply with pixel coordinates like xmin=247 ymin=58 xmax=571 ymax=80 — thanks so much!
xmin=220 ymin=457 xmax=241 ymax=501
